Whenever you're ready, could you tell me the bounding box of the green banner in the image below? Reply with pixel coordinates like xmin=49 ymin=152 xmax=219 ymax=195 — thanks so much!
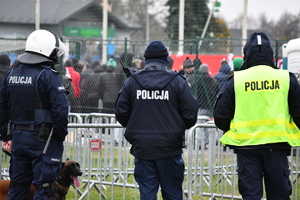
xmin=63 ymin=26 xmax=115 ymax=38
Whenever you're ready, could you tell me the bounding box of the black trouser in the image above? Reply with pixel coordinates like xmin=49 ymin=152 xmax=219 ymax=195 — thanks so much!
xmin=8 ymin=130 xmax=63 ymax=200
xmin=236 ymin=149 xmax=291 ymax=200
xmin=134 ymin=155 xmax=184 ymax=200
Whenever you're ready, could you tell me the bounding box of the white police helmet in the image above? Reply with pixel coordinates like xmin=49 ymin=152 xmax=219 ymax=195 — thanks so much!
xmin=17 ymin=29 xmax=65 ymax=64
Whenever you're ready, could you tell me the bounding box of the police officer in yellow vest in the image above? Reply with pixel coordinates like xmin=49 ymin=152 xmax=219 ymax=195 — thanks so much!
xmin=213 ymin=32 xmax=300 ymax=200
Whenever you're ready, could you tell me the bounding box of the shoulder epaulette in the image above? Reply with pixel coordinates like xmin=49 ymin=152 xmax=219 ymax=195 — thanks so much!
xmin=50 ymin=68 xmax=59 ymax=74
xmin=40 ymin=65 xmax=59 ymax=74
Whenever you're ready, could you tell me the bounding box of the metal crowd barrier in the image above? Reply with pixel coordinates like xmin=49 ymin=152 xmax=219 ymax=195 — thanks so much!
xmin=1 ymin=113 xmax=300 ymax=200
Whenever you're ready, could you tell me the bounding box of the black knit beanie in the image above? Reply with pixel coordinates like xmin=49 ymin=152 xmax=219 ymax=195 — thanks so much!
xmin=183 ymin=57 xmax=194 ymax=69
xmin=144 ymin=41 xmax=169 ymax=62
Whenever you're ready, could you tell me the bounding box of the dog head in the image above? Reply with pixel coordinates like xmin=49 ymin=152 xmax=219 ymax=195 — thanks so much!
xmin=60 ymin=158 xmax=82 ymax=187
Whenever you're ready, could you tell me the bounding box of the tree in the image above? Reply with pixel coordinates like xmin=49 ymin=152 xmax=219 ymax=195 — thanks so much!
xmin=165 ymin=0 xmax=211 ymax=40
xmin=271 ymin=11 xmax=300 ymax=40
xmin=257 ymin=13 xmax=274 ymax=36
xmin=229 ymin=11 xmax=300 ymax=40
xmin=164 ymin=0 xmax=232 ymax=54
xmin=110 ymin=0 xmax=169 ymax=40
xmin=212 ymin=18 xmax=233 ymax=53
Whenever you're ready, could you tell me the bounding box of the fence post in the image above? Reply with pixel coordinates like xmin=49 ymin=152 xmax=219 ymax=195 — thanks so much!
xmin=187 ymin=127 xmax=195 ymax=200
xmin=123 ymin=38 xmax=128 ymax=67
xmin=192 ymin=36 xmax=201 ymax=103
xmin=75 ymin=41 xmax=81 ymax=60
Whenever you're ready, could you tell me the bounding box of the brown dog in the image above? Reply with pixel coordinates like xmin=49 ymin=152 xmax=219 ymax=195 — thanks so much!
xmin=0 ymin=158 xmax=82 ymax=200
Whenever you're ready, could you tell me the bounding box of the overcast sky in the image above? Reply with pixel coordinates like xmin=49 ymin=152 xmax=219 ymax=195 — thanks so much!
xmin=213 ymin=0 xmax=300 ymax=22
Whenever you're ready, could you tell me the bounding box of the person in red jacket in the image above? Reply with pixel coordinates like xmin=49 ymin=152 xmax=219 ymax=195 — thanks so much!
xmin=64 ymin=59 xmax=81 ymax=112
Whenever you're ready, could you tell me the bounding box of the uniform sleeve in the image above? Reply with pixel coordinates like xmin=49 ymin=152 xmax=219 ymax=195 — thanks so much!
xmin=288 ymin=73 xmax=300 ymax=129
xmin=213 ymin=76 xmax=235 ymax=132
xmin=178 ymin=78 xmax=200 ymax=129
xmin=40 ymin=69 xmax=69 ymax=142
xmin=0 ymin=73 xmax=10 ymax=141
xmin=115 ymin=79 xmax=131 ymax=127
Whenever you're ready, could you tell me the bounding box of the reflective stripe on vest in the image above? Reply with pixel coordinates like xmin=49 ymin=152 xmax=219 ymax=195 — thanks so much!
xmin=220 ymin=65 xmax=300 ymax=147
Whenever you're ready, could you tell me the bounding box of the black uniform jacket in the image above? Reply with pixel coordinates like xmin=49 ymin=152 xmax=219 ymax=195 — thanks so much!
xmin=115 ymin=59 xmax=199 ymax=160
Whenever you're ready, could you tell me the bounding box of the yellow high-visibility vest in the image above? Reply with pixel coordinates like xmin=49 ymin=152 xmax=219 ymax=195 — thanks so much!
xmin=220 ymin=65 xmax=300 ymax=147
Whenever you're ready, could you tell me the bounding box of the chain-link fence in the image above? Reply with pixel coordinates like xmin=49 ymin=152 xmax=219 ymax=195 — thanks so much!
xmin=0 ymin=37 xmax=288 ymax=114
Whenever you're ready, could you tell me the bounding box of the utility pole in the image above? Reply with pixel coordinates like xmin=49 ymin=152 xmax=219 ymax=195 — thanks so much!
xmin=178 ymin=0 xmax=185 ymax=54
xmin=35 ymin=0 xmax=40 ymax=30
xmin=146 ymin=0 xmax=149 ymax=41
xmin=102 ymin=0 xmax=108 ymax=64
xmin=242 ymin=0 xmax=248 ymax=54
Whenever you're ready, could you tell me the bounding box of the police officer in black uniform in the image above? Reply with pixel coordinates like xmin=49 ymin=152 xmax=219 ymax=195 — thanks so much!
xmin=115 ymin=41 xmax=199 ymax=200
xmin=0 ymin=29 xmax=69 ymax=200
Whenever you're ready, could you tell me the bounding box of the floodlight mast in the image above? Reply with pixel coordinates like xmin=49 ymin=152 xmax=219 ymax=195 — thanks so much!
xmin=35 ymin=0 xmax=40 ymax=30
